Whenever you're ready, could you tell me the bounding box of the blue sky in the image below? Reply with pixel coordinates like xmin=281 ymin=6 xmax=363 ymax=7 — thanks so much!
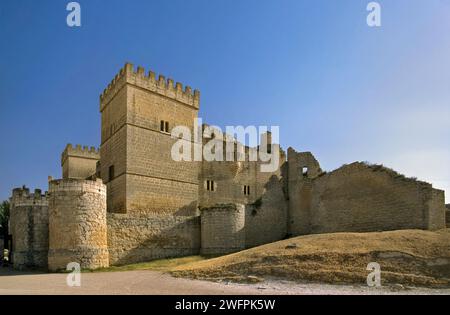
xmin=0 ymin=0 xmax=449 ymax=202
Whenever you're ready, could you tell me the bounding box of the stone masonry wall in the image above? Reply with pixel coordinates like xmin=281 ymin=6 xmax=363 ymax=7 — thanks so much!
xmin=48 ymin=179 xmax=109 ymax=271
xmin=100 ymin=86 xmax=128 ymax=213
xmin=107 ymin=213 xmax=200 ymax=265
xmin=200 ymin=204 xmax=245 ymax=255
xmin=9 ymin=187 xmax=48 ymax=270
xmin=245 ymin=176 xmax=288 ymax=248
xmin=308 ymin=163 xmax=446 ymax=234
xmin=199 ymin=131 xmax=285 ymax=209
xmin=125 ymin=125 xmax=199 ymax=214
xmin=287 ymin=148 xmax=323 ymax=235
xmin=427 ymin=189 xmax=447 ymax=230
xmin=446 ymin=204 xmax=450 ymax=228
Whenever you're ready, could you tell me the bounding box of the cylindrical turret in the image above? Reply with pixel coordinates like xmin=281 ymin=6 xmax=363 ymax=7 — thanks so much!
xmin=200 ymin=203 xmax=245 ymax=255
xmin=48 ymin=178 xmax=109 ymax=271
xmin=9 ymin=187 xmax=49 ymax=270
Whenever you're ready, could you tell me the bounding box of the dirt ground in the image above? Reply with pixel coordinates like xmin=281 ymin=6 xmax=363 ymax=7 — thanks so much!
xmin=0 ymin=268 xmax=448 ymax=295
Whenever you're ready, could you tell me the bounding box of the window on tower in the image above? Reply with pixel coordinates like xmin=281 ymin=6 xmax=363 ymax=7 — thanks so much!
xmin=109 ymin=165 xmax=115 ymax=182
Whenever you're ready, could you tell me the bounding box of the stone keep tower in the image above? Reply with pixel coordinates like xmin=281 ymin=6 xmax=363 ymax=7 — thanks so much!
xmin=99 ymin=63 xmax=200 ymax=214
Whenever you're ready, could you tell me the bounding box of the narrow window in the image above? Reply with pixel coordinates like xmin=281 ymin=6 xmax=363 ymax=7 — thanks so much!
xmin=165 ymin=121 xmax=169 ymax=133
xmin=206 ymin=180 xmax=215 ymax=192
xmin=243 ymin=185 xmax=250 ymax=195
xmin=109 ymin=165 xmax=115 ymax=182
xmin=160 ymin=120 xmax=165 ymax=131
xmin=302 ymin=167 xmax=308 ymax=176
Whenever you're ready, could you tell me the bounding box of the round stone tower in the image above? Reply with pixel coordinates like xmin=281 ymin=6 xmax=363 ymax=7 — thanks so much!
xmin=9 ymin=187 xmax=49 ymax=269
xmin=48 ymin=178 xmax=109 ymax=271
xmin=200 ymin=203 xmax=245 ymax=255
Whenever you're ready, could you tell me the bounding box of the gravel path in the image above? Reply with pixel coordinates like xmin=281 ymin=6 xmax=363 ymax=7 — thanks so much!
xmin=0 ymin=269 xmax=448 ymax=295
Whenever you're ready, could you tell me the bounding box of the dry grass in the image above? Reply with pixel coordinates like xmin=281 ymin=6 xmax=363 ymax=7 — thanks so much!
xmin=88 ymin=256 xmax=205 ymax=273
xmin=171 ymin=229 xmax=450 ymax=288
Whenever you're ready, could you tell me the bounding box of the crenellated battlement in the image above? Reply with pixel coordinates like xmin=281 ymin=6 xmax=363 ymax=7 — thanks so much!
xmin=61 ymin=143 xmax=100 ymax=166
xmin=11 ymin=186 xmax=48 ymax=206
xmin=100 ymin=63 xmax=200 ymax=111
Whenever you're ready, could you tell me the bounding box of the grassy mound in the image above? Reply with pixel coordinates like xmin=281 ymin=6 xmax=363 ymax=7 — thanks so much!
xmin=171 ymin=229 xmax=450 ymax=288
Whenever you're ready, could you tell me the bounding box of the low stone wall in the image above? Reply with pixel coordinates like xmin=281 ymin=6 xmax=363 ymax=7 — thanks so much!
xmin=48 ymin=178 xmax=109 ymax=271
xmin=107 ymin=213 xmax=200 ymax=265
xmin=200 ymin=204 xmax=245 ymax=255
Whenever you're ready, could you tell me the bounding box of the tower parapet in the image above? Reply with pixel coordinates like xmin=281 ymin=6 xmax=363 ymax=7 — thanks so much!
xmin=61 ymin=144 xmax=99 ymax=166
xmin=11 ymin=187 xmax=48 ymax=206
xmin=61 ymin=144 xmax=100 ymax=180
xmin=100 ymin=63 xmax=200 ymax=112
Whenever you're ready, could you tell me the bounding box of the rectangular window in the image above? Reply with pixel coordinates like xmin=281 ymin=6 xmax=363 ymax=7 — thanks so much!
xmin=160 ymin=120 xmax=170 ymax=133
xmin=243 ymin=185 xmax=250 ymax=195
xmin=206 ymin=180 xmax=215 ymax=192
xmin=109 ymin=165 xmax=115 ymax=182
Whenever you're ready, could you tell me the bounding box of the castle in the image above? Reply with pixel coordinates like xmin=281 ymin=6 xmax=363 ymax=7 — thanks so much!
xmin=8 ymin=63 xmax=449 ymax=271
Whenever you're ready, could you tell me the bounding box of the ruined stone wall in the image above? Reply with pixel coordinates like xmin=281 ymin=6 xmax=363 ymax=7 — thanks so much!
xmin=287 ymin=148 xmax=323 ymax=235
xmin=61 ymin=144 xmax=100 ymax=180
xmin=245 ymin=176 xmax=288 ymax=248
xmin=100 ymin=63 xmax=200 ymax=214
xmin=306 ymin=163 xmax=446 ymax=234
xmin=9 ymin=187 xmax=48 ymax=269
xmin=107 ymin=213 xmax=200 ymax=265
xmin=200 ymin=204 xmax=245 ymax=255
xmin=427 ymin=189 xmax=447 ymax=230
xmin=48 ymin=179 xmax=108 ymax=271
